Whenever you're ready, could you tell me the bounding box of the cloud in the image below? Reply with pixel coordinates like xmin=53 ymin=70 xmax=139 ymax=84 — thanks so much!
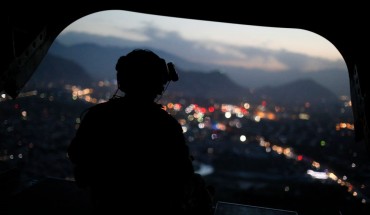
xmin=134 ymin=26 xmax=345 ymax=72
xmin=61 ymin=25 xmax=346 ymax=73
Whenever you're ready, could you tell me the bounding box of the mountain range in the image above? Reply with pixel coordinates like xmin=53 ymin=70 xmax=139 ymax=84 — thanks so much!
xmin=53 ymin=31 xmax=350 ymax=97
xmin=30 ymin=51 xmax=340 ymax=107
xmin=26 ymin=54 xmax=94 ymax=88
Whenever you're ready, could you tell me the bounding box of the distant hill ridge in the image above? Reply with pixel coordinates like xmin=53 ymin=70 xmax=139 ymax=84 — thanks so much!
xmin=53 ymin=32 xmax=349 ymax=97
xmin=27 ymin=54 xmax=94 ymax=88
xmin=254 ymin=78 xmax=340 ymax=106
xmin=29 ymin=52 xmax=340 ymax=106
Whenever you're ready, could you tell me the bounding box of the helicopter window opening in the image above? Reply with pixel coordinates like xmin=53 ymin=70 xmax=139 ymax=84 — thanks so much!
xmin=1 ymin=9 xmax=369 ymax=214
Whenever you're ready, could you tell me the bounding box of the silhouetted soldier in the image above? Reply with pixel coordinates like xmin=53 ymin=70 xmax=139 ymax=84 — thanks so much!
xmin=67 ymin=49 xmax=213 ymax=214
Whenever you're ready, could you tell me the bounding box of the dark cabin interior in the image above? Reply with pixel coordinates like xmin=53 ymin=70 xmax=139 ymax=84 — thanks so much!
xmin=1 ymin=4 xmax=369 ymax=215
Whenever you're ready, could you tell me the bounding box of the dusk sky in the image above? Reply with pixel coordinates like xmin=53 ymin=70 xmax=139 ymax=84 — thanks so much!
xmin=59 ymin=10 xmax=345 ymax=72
